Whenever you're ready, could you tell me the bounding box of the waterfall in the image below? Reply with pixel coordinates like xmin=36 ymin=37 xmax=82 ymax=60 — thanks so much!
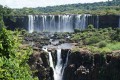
xmin=62 ymin=15 xmax=74 ymax=32
xmin=54 ymin=49 xmax=63 ymax=80
xmin=28 ymin=15 xmax=34 ymax=33
xmin=75 ymin=15 xmax=87 ymax=30
xmin=48 ymin=52 xmax=54 ymax=70
xmin=58 ymin=15 xmax=61 ymax=32
xmin=97 ymin=15 xmax=99 ymax=29
xmin=42 ymin=48 xmax=69 ymax=80
xmin=62 ymin=50 xmax=70 ymax=75
xmin=28 ymin=14 xmax=99 ymax=32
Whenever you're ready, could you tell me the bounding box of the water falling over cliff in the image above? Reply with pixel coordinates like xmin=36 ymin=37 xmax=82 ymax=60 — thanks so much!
xmin=42 ymin=48 xmax=69 ymax=80
xmin=28 ymin=15 xmax=34 ymax=33
xmin=54 ymin=49 xmax=63 ymax=80
xmin=4 ymin=15 xmax=120 ymax=31
xmin=28 ymin=14 xmax=93 ymax=33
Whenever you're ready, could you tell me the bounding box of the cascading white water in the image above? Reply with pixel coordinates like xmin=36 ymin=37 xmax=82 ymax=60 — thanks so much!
xmin=81 ymin=14 xmax=87 ymax=30
xmin=28 ymin=14 xmax=100 ymax=32
xmin=75 ymin=15 xmax=88 ymax=30
xmin=58 ymin=15 xmax=61 ymax=32
xmin=28 ymin=15 xmax=34 ymax=33
xmin=62 ymin=15 xmax=73 ymax=32
xmin=75 ymin=15 xmax=82 ymax=29
xmin=42 ymin=48 xmax=69 ymax=80
xmin=42 ymin=15 xmax=47 ymax=32
xmin=48 ymin=52 xmax=55 ymax=70
xmin=54 ymin=49 xmax=63 ymax=80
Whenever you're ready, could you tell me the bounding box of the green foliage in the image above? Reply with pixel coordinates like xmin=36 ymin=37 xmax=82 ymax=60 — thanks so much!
xmin=106 ymin=42 xmax=120 ymax=51
xmin=87 ymin=24 xmax=94 ymax=30
xmin=74 ymin=28 xmax=81 ymax=33
xmin=71 ymin=33 xmax=80 ymax=42
xmin=87 ymin=46 xmax=111 ymax=54
xmin=98 ymin=41 xmax=107 ymax=48
xmin=9 ymin=0 xmax=120 ymax=15
xmin=111 ymin=28 xmax=120 ymax=41
xmin=0 ymin=27 xmax=18 ymax=58
xmin=85 ymin=36 xmax=101 ymax=45
xmin=71 ymin=27 xmax=120 ymax=54
xmin=0 ymin=27 xmax=38 ymax=80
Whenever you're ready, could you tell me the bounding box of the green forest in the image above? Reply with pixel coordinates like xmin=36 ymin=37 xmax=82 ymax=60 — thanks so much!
xmin=0 ymin=0 xmax=120 ymax=16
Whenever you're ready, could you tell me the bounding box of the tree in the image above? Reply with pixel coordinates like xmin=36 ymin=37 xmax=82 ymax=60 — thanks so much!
xmin=0 ymin=27 xmax=38 ymax=80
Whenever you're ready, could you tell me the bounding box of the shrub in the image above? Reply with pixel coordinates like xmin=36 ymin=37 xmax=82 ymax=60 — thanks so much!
xmin=98 ymin=41 xmax=107 ymax=48
xmin=107 ymin=42 xmax=120 ymax=51
xmin=87 ymin=24 xmax=94 ymax=30
xmin=85 ymin=36 xmax=101 ymax=45
xmin=74 ymin=28 xmax=81 ymax=33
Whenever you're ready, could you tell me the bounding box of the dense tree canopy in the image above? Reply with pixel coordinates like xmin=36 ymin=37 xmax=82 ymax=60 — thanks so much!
xmin=0 ymin=0 xmax=120 ymax=16
xmin=11 ymin=0 xmax=120 ymax=15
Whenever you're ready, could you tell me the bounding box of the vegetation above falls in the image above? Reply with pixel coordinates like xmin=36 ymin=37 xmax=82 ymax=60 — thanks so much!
xmin=0 ymin=0 xmax=120 ymax=16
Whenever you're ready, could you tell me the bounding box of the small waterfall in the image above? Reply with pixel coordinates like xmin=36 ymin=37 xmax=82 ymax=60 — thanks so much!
xmin=97 ymin=15 xmax=99 ymax=29
xmin=42 ymin=48 xmax=70 ymax=80
xmin=62 ymin=50 xmax=70 ymax=74
xmin=58 ymin=15 xmax=61 ymax=32
xmin=75 ymin=15 xmax=87 ymax=30
xmin=48 ymin=52 xmax=54 ymax=70
xmin=62 ymin=15 xmax=73 ymax=32
xmin=28 ymin=15 xmax=34 ymax=33
xmin=54 ymin=49 xmax=63 ymax=80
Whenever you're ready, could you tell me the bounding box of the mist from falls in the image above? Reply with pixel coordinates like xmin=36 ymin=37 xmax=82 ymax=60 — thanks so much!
xmin=28 ymin=14 xmax=99 ymax=33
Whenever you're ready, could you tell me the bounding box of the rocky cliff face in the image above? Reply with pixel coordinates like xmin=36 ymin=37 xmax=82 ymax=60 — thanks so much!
xmin=28 ymin=49 xmax=69 ymax=80
xmin=3 ymin=14 xmax=120 ymax=80
xmin=3 ymin=16 xmax=28 ymax=30
xmin=28 ymin=51 xmax=51 ymax=80
xmin=28 ymin=48 xmax=120 ymax=80
xmin=63 ymin=50 xmax=120 ymax=80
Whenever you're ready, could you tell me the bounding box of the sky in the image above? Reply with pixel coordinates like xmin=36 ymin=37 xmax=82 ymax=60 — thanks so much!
xmin=0 ymin=0 xmax=109 ymax=8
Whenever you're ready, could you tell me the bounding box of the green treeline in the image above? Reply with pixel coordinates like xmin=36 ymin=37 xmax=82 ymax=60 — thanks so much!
xmin=0 ymin=0 xmax=120 ymax=16
xmin=12 ymin=0 xmax=120 ymax=15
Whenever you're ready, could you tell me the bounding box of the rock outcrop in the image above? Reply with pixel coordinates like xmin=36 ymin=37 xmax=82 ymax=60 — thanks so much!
xmin=63 ymin=50 xmax=120 ymax=80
